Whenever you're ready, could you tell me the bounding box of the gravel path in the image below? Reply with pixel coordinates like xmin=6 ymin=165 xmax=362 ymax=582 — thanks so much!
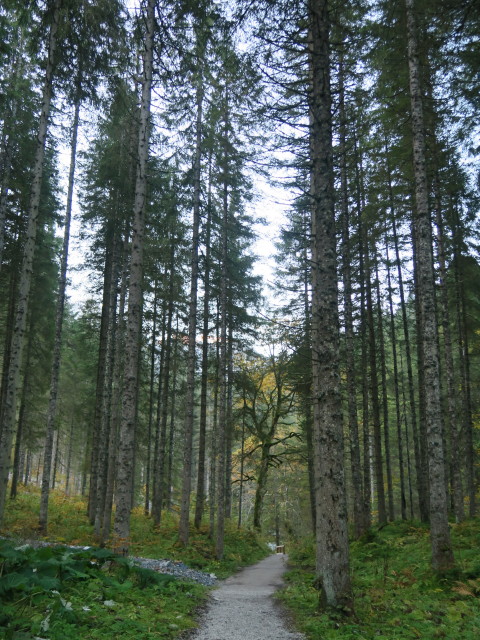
xmin=191 ymin=553 xmax=305 ymax=640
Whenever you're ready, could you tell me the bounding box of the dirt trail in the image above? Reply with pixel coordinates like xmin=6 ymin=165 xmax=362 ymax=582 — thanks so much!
xmin=191 ymin=553 xmax=305 ymax=640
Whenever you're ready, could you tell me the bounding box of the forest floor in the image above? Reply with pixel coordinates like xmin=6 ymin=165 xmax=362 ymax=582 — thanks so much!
xmin=190 ymin=553 xmax=304 ymax=640
xmin=278 ymin=519 xmax=480 ymax=640
xmin=0 ymin=487 xmax=269 ymax=639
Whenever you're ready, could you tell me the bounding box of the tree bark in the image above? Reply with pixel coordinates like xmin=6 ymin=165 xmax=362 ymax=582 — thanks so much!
xmin=113 ymin=0 xmax=155 ymax=553
xmin=0 ymin=0 xmax=62 ymax=524
xmin=101 ymin=233 xmax=128 ymax=544
xmin=39 ymin=95 xmax=81 ymax=533
xmin=338 ymin=58 xmax=364 ymax=538
xmin=216 ymin=105 xmax=229 ymax=559
xmin=404 ymin=0 xmax=454 ymax=571
xmin=179 ymin=81 xmax=203 ymax=545
xmin=153 ymin=249 xmax=175 ymax=526
xmin=308 ymin=0 xmax=352 ymax=608
xmin=145 ymin=284 xmax=158 ymax=516
xmin=364 ymin=237 xmax=387 ymax=525
xmin=384 ymin=230 xmax=407 ymax=520
xmin=434 ymin=181 xmax=463 ymax=522
xmin=374 ymin=256 xmax=395 ymax=521
xmin=195 ymin=171 xmax=212 ymax=529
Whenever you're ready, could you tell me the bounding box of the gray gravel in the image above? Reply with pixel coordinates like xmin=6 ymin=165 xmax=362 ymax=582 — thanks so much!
xmin=131 ymin=556 xmax=218 ymax=586
xmin=191 ymin=553 xmax=305 ymax=640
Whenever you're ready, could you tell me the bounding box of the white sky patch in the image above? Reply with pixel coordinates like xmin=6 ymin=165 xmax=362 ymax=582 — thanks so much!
xmin=251 ymin=175 xmax=290 ymax=303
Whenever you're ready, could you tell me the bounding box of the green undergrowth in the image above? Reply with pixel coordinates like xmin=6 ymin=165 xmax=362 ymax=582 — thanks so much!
xmin=0 ymin=540 xmax=205 ymax=640
xmin=1 ymin=486 xmax=269 ymax=638
xmin=278 ymin=519 xmax=480 ymax=640
xmin=1 ymin=486 xmax=268 ymax=577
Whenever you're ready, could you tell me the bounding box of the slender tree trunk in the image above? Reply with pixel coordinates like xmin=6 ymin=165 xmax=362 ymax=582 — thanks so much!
xmin=154 ymin=253 xmax=175 ymax=526
xmin=452 ymin=228 xmax=476 ymax=517
xmin=225 ymin=321 xmax=234 ymax=519
xmin=385 ymin=144 xmax=428 ymax=521
xmin=404 ymin=0 xmax=454 ymax=570
xmin=434 ymin=182 xmax=463 ymax=522
xmin=209 ymin=313 xmax=220 ymax=538
xmin=303 ymin=252 xmax=316 ymax=535
xmin=179 ymin=82 xmax=203 ymax=546
xmin=65 ymin=418 xmax=74 ymax=496
xmin=166 ymin=318 xmax=180 ymax=512
xmin=374 ymin=257 xmax=394 ymax=520
xmin=152 ymin=297 xmax=167 ymax=520
xmin=412 ymin=226 xmax=430 ymax=517
xmin=238 ymin=390 xmax=246 ymax=529
xmin=51 ymin=430 xmax=60 ymax=489
xmin=88 ymin=234 xmax=115 ymax=523
xmin=339 ymin=59 xmax=364 ymax=537
xmin=10 ymin=329 xmax=34 ymax=499
xmin=195 ymin=177 xmax=212 ymax=529
xmin=39 ymin=95 xmax=81 ymax=533
xmin=0 ymin=0 xmax=62 ymax=524
xmin=145 ymin=285 xmax=158 ymax=516
xmin=114 ymin=0 xmax=155 ymax=553
xmin=94 ymin=234 xmax=120 ymax=537
xmin=308 ymin=0 xmax=351 ymax=608
xmin=385 ymin=232 xmax=407 ymax=520
xmin=216 ymin=110 xmax=229 ymax=559
xmin=101 ymin=237 xmax=128 ymax=544
xmin=354 ymin=128 xmax=372 ymax=531
xmin=365 ymin=238 xmax=386 ymax=525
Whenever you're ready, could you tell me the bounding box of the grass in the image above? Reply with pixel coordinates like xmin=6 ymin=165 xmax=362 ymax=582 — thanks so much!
xmin=1 ymin=486 xmax=268 ymax=577
xmin=0 ymin=486 xmax=269 ymax=639
xmin=278 ymin=519 xmax=480 ymax=639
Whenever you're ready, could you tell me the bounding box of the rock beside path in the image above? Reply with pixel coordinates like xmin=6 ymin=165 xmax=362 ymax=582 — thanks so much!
xmin=131 ymin=556 xmax=217 ymax=586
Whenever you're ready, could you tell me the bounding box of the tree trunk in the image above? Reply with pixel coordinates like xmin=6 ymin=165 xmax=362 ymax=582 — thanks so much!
xmin=216 ymin=106 xmax=229 ymax=559
xmin=385 ymin=230 xmax=407 ymax=520
xmin=253 ymin=444 xmax=270 ymax=531
xmin=238 ymin=390 xmax=246 ymax=529
xmin=195 ymin=173 xmax=212 ymax=529
xmin=39 ymin=95 xmax=81 ymax=533
xmin=374 ymin=256 xmax=395 ymax=520
xmin=0 ymin=0 xmax=62 ymax=524
xmin=10 ymin=328 xmax=34 ymax=499
xmin=339 ymin=60 xmax=364 ymax=537
xmin=65 ymin=418 xmax=74 ymax=496
xmin=166 ymin=315 xmax=180 ymax=512
xmin=153 ymin=251 xmax=175 ymax=526
xmin=145 ymin=284 xmax=158 ymax=516
xmin=209 ymin=313 xmax=220 ymax=538
xmin=101 ymin=234 xmax=128 ymax=544
xmin=94 ymin=232 xmax=120 ymax=537
xmin=88 ymin=233 xmax=115 ymax=523
xmin=452 ymin=230 xmax=476 ymax=517
xmin=225 ymin=320 xmax=234 ymax=519
xmin=404 ymin=0 xmax=454 ymax=571
xmin=434 ymin=182 xmax=463 ymax=522
xmin=113 ymin=0 xmax=155 ymax=553
xmin=179 ymin=81 xmax=203 ymax=546
xmin=390 ymin=192 xmax=427 ymax=521
xmin=308 ymin=0 xmax=352 ymax=608
xmin=365 ymin=237 xmax=386 ymax=525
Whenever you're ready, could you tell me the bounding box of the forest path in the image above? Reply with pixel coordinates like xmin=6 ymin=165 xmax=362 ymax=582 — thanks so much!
xmin=191 ymin=553 xmax=305 ymax=640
